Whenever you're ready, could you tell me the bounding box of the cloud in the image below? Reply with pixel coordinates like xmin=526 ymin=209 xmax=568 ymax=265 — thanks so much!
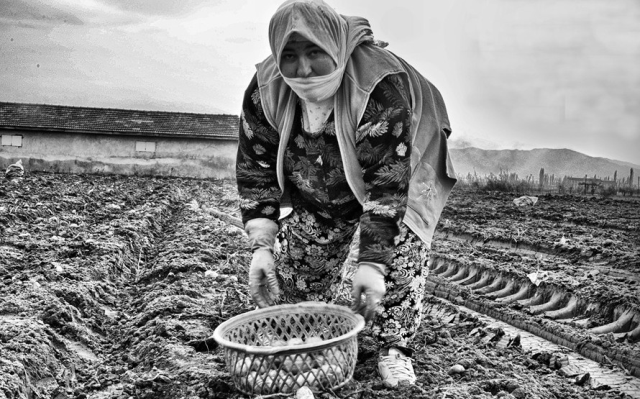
xmin=0 ymin=0 xmax=284 ymax=116
xmin=448 ymin=136 xmax=484 ymax=150
xmin=0 ymin=0 xmax=152 ymax=29
xmin=1 ymin=0 xmax=637 ymax=164
xmin=454 ymin=0 xmax=640 ymax=162
xmin=448 ymin=133 xmax=505 ymax=151
xmin=0 ymin=0 xmax=84 ymax=28
xmin=95 ymin=0 xmax=217 ymax=17
xmin=225 ymin=37 xmax=251 ymax=44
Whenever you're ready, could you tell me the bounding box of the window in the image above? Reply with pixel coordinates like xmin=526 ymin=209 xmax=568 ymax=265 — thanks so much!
xmin=135 ymin=141 xmax=156 ymax=152
xmin=1 ymin=135 xmax=22 ymax=147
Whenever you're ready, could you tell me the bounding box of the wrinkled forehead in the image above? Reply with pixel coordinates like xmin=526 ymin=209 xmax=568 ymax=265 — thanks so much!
xmin=280 ymin=32 xmax=322 ymax=52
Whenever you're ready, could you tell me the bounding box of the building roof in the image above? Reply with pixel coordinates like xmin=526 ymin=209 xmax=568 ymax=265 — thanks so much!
xmin=0 ymin=102 xmax=239 ymax=140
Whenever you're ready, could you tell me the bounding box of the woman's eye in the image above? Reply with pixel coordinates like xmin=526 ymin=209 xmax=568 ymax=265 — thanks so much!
xmin=308 ymin=49 xmax=324 ymax=58
xmin=281 ymin=53 xmax=295 ymax=61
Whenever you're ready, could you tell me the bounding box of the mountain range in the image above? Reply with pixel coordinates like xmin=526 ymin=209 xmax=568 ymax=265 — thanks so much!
xmin=448 ymin=148 xmax=640 ymax=180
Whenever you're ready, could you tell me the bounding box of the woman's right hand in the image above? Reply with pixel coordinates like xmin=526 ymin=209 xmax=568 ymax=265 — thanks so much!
xmin=249 ymin=248 xmax=281 ymax=308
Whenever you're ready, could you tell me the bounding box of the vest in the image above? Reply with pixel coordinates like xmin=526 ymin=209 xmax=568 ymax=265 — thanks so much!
xmin=256 ymin=43 xmax=457 ymax=247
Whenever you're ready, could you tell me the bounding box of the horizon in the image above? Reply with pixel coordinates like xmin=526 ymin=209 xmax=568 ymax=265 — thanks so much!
xmin=450 ymin=146 xmax=640 ymax=169
xmin=448 ymin=147 xmax=640 ymax=183
xmin=1 ymin=0 xmax=639 ymax=165
xmin=446 ymin=147 xmax=640 ymax=171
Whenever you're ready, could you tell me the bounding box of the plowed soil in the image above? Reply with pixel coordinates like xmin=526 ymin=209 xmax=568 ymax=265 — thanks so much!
xmin=0 ymin=173 xmax=636 ymax=399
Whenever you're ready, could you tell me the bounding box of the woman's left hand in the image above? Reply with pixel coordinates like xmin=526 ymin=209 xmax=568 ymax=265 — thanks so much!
xmin=351 ymin=263 xmax=386 ymax=322
xmin=249 ymin=248 xmax=280 ymax=308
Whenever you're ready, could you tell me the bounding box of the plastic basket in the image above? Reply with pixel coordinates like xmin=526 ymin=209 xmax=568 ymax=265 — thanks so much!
xmin=212 ymin=302 xmax=365 ymax=395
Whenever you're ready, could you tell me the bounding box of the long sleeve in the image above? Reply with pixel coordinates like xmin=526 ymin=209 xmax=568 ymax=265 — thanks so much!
xmin=236 ymin=75 xmax=283 ymax=225
xmin=356 ymin=74 xmax=412 ymax=266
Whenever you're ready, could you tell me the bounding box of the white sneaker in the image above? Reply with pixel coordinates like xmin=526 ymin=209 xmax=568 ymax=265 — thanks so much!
xmin=378 ymin=347 xmax=417 ymax=388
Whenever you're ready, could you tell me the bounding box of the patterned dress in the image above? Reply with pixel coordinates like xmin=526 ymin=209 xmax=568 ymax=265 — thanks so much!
xmin=236 ymin=74 xmax=430 ymax=346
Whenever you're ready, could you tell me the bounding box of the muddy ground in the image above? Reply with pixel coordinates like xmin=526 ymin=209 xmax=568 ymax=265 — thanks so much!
xmin=433 ymin=189 xmax=640 ymax=359
xmin=0 ymin=173 xmax=636 ymax=399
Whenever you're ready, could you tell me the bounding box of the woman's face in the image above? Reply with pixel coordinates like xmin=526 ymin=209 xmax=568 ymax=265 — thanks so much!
xmin=279 ymin=33 xmax=336 ymax=78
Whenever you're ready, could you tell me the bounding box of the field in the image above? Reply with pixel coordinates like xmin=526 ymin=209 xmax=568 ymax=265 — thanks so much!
xmin=0 ymin=173 xmax=638 ymax=399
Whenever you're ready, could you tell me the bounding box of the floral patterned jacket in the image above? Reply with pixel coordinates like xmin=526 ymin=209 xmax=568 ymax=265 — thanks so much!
xmin=237 ymin=72 xmax=412 ymax=266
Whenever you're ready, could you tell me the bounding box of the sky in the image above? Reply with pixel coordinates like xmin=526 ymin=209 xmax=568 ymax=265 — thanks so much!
xmin=1 ymin=0 xmax=639 ymax=165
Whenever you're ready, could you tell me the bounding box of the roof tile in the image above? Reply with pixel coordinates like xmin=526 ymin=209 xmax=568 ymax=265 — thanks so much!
xmin=0 ymin=102 xmax=239 ymax=139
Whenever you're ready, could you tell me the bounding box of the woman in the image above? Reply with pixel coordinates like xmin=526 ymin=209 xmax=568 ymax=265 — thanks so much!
xmin=236 ymin=0 xmax=456 ymax=388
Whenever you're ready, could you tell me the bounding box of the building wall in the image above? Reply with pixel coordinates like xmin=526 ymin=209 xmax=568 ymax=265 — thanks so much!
xmin=0 ymin=129 xmax=238 ymax=179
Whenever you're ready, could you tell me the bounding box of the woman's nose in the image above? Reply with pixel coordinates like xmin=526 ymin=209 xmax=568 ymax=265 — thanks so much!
xmin=296 ymin=57 xmax=313 ymax=78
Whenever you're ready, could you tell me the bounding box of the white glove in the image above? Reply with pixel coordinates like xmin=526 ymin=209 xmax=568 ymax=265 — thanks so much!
xmin=351 ymin=262 xmax=387 ymax=322
xmin=245 ymin=218 xmax=280 ymax=308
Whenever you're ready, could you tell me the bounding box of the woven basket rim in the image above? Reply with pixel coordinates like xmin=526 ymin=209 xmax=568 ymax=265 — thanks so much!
xmin=212 ymin=302 xmax=365 ymax=355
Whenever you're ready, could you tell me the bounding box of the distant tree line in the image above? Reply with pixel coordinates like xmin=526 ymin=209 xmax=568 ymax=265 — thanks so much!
xmin=457 ymin=167 xmax=638 ymax=196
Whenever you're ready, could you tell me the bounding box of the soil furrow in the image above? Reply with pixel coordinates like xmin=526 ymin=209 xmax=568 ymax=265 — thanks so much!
xmin=2 ymin=174 xmax=638 ymax=399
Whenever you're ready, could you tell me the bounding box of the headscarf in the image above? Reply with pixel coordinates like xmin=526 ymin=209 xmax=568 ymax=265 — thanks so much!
xmin=268 ymin=0 xmax=373 ymax=103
